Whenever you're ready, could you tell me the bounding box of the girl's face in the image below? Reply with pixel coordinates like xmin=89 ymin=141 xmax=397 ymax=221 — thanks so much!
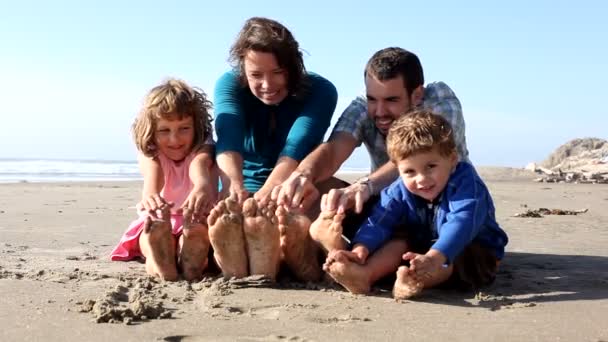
xmin=154 ymin=115 xmax=194 ymax=161
xmin=243 ymin=50 xmax=289 ymax=105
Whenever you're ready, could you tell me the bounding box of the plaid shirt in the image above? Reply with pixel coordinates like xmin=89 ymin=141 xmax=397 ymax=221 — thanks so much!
xmin=330 ymin=81 xmax=470 ymax=171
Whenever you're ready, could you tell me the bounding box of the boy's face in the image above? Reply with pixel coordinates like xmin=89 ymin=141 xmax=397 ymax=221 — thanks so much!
xmin=396 ymin=147 xmax=458 ymax=202
xmin=154 ymin=115 xmax=194 ymax=162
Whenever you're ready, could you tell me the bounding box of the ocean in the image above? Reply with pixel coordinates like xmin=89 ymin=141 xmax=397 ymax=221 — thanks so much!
xmin=0 ymin=158 xmax=369 ymax=183
xmin=0 ymin=158 xmax=142 ymax=183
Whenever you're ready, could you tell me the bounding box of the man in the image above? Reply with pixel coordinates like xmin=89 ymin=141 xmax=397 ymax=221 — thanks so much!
xmin=272 ymin=47 xmax=469 ymax=236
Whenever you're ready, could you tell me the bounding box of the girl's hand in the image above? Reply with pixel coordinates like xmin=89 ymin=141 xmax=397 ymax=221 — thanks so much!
xmin=137 ymin=193 xmax=170 ymax=213
xmin=182 ymin=184 xmax=217 ymax=224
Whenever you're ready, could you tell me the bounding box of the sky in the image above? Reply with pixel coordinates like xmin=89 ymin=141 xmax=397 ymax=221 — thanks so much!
xmin=1 ymin=0 xmax=607 ymax=168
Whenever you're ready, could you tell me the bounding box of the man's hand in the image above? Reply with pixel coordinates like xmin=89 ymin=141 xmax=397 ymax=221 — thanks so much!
xmin=271 ymin=171 xmax=320 ymax=213
xmin=321 ymin=181 xmax=371 ymax=214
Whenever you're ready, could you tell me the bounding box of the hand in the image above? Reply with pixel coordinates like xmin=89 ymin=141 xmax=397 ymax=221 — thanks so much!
xmin=402 ymin=250 xmax=446 ymax=279
xmin=325 ymin=245 xmax=369 ymax=265
xmin=136 ymin=193 xmax=173 ymax=213
xmin=181 ymin=184 xmax=217 ymax=224
xmin=220 ymin=184 xmax=249 ymax=204
xmin=253 ymin=186 xmax=273 ymax=207
xmin=271 ymin=172 xmax=319 ymax=213
xmin=321 ymin=182 xmax=371 ymax=214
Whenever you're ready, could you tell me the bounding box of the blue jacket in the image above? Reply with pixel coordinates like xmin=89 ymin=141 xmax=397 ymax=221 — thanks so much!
xmin=351 ymin=162 xmax=508 ymax=263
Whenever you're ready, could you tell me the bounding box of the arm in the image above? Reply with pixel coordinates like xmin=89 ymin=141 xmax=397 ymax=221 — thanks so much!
xmin=268 ymin=73 xmax=340 ymax=208
xmin=137 ymin=153 xmax=167 ymax=212
xmin=213 ymin=71 xmax=248 ymax=202
xmin=350 ymin=181 xmax=407 ymax=254
xmin=182 ymin=145 xmax=218 ymax=222
xmin=274 ymin=132 xmax=358 ymax=210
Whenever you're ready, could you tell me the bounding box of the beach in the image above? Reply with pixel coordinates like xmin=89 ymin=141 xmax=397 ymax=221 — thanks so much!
xmin=1 ymin=168 xmax=607 ymax=341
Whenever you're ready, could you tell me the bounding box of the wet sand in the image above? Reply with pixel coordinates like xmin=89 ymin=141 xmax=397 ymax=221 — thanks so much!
xmin=1 ymin=168 xmax=607 ymax=341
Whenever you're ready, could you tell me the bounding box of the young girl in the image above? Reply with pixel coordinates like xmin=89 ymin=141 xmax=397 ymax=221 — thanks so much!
xmin=111 ymin=78 xmax=217 ymax=281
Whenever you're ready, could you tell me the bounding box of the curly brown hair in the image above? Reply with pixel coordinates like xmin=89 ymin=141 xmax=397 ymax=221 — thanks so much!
xmin=132 ymin=78 xmax=213 ymax=157
xmin=387 ymin=109 xmax=456 ymax=162
xmin=229 ymin=17 xmax=308 ymax=98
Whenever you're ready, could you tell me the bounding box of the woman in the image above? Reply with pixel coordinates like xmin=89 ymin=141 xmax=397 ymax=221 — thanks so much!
xmin=208 ymin=17 xmax=337 ymax=281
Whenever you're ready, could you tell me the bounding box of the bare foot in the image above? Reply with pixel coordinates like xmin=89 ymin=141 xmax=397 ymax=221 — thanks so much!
xmin=208 ymin=196 xmax=248 ymax=278
xmin=323 ymin=252 xmax=371 ymax=294
xmin=309 ymin=210 xmax=347 ymax=252
xmin=393 ymin=266 xmax=424 ymax=299
xmin=277 ymin=205 xmax=322 ymax=282
xmin=139 ymin=206 xmax=178 ymax=281
xmin=178 ymin=220 xmax=210 ymax=281
xmin=242 ymin=198 xmax=280 ymax=280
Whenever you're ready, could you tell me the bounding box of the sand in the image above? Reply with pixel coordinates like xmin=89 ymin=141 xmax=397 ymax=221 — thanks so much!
xmin=1 ymin=168 xmax=607 ymax=341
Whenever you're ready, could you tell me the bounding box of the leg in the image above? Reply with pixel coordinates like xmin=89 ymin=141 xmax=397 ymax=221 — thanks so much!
xmin=207 ymin=197 xmax=248 ymax=278
xmin=324 ymin=239 xmax=408 ymax=294
xmin=138 ymin=206 xmax=178 ymax=281
xmin=178 ymin=220 xmax=210 ymax=281
xmin=309 ymin=210 xmax=348 ymax=253
xmin=276 ymin=205 xmax=322 ymax=282
xmin=242 ymin=198 xmax=281 ymax=280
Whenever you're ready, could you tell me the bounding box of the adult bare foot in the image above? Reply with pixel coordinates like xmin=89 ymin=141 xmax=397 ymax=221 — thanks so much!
xmin=242 ymin=198 xmax=280 ymax=280
xmin=323 ymin=252 xmax=371 ymax=294
xmin=178 ymin=220 xmax=210 ymax=281
xmin=139 ymin=206 xmax=178 ymax=281
xmin=208 ymin=195 xmax=248 ymax=278
xmin=309 ymin=210 xmax=347 ymax=252
xmin=393 ymin=266 xmax=424 ymax=299
xmin=277 ymin=205 xmax=322 ymax=282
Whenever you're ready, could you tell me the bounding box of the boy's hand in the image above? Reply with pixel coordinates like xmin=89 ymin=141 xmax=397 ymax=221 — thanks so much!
xmin=325 ymin=245 xmax=369 ymax=266
xmin=182 ymin=184 xmax=217 ymax=224
xmin=402 ymin=249 xmax=447 ymax=279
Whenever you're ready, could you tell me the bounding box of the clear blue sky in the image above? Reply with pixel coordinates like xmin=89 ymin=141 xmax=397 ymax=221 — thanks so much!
xmin=1 ymin=0 xmax=606 ymax=168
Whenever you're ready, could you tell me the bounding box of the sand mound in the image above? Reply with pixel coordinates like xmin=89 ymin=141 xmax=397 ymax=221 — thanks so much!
xmin=540 ymin=137 xmax=608 ymax=171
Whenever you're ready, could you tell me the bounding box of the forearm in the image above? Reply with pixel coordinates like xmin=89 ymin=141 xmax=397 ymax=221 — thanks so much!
xmin=296 ymin=143 xmax=342 ymax=183
xmin=138 ymin=154 xmax=164 ymax=199
xmin=366 ymin=162 xmax=399 ymax=195
xmin=216 ymin=151 xmax=244 ymax=189
xmin=259 ymin=156 xmax=299 ymax=193
xmin=188 ymin=149 xmax=214 ymax=189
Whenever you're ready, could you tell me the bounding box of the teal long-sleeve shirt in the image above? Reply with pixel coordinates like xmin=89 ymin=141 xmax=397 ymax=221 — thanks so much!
xmin=214 ymin=70 xmax=338 ymax=193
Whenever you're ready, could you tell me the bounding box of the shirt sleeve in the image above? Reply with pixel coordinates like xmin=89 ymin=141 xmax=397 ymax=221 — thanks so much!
xmin=329 ymin=95 xmax=367 ymax=145
xmin=351 ymin=180 xmax=407 ymax=253
xmin=423 ymin=82 xmax=470 ymax=163
xmin=279 ymin=73 xmax=338 ymax=161
xmin=431 ymin=173 xmax=488 ymax=263
xmin=213 ymin=71 xmax=245 ymax=154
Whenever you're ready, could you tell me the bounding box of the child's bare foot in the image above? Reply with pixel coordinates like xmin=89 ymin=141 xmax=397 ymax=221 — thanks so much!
xmin=139 ymin=206 xmax=178 ymax=281
xmin=309 ymin=210 xmax=347 ymax=252
xmin=242 ymin=198 xmax=280 ymax=280
xmin=208 ymin=196 xmax=248 ymax=278
xmin=178 ymin=220 xmax=210 ymax=281
xmin=323 ymin=251 xmax=371 ymax=294
xmin=277 ymin=205 xmax=322 ymax=282
xmin=393 ymin=266 xmax=424 ymax=299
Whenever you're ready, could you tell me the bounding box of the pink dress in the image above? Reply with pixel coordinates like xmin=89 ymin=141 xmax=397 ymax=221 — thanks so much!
xmin=110 ymin=152 xmax=196 ymax=261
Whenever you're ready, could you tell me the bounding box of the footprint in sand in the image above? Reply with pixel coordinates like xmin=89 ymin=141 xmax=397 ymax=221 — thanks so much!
xmin=208 ymin=195 xmax=248 ymax=278
xmin=242 ymin=198 xmax=280 ymax=280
